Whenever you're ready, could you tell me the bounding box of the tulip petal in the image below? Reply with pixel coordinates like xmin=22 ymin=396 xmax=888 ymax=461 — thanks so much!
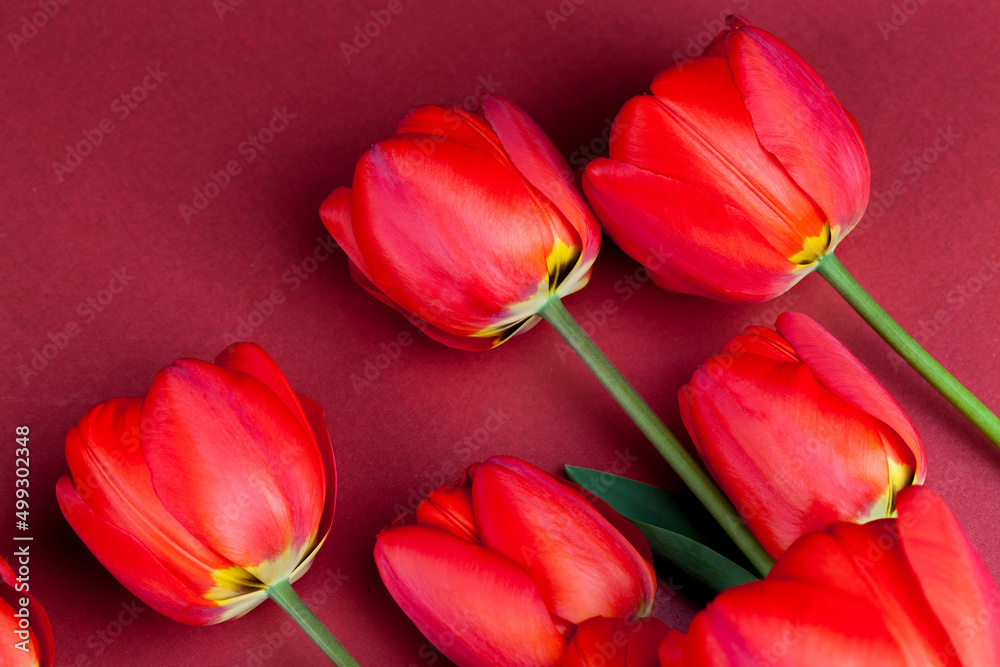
xmin=417 ymin=487 xmax=480 ymax=543
xmin=658 ymin=629 xmax=686 ymax=667
xmin=141 ymin=360 xmax=324 ymax=584
xmin=616 ymin=57 xmax=826 ymax=258
xmin=215 ymin=343 xmax=318 ymax=451
xmin=727 ymin=27 xmax=870 ymax=238
xmin=563 ymin=616 xmax=670 ymax=667
xmin=296 ymin=392 xmax=337 ymax=548
xmin=481 ymin=94 xmax=601 ymax=291
xmin=0 ymin=556 xmax=53 ymax=667
xmin=353 ymin=137 xmax=580 ymax=337
xmin=319 ymin=186 xmax=375 ymax=283
xmin=375 ymin=525 xmax=565 ymax=667
xmin=474 ymin=457 xmax=656 ymax=624
xmin=397 ymin=104 xmax=509 ymax=165
xmin=898 ymin=486 xmax=1000 ymax=665
xmin=57 ymin=477 xmax=267 ymax=625
xmin=776 ymin=312 xmax=924 ymax=485
xmin=682 ymin=355 xmax=898 ymax=556
xmin=770 ymin=524 xmax=954 ymax=663
xmin=584 ymin=158 xmax=804 ymax=303
xmin=62 ymin=398 xmax=239 ymax=596
xmin=722 ymin=325 xmax=800 ymax=363
xmin=685 ymin=581 xmax=906 ymax=665
xmin=0 ymin=598 xmax=40 ymax=667
xmin=346 ymin=260 xmax=514 ymax=351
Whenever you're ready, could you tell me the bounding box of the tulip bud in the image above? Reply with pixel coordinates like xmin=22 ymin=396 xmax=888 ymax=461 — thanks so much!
xmin=583 ymin=16 xmax=869 ymax=303
xmin=663 ymin=486 xmax=1000 ymax=665
xmin=375 ymin=456 xmax=657 ymax=667
xmin=678 ymin=312 xmax=925 ymax=558
xmin=320 ymin=94 xmax=601 ymax=350
xmin=0 ymin=556 xmax=53 ymax=667
xmin=57 ymin=343 xmax=336 ymax=625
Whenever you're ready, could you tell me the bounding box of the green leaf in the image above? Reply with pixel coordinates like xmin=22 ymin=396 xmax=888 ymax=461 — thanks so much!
xmin=565 ymin=465 xmax=705 ymax=540
xmin=566 ymin=465 xmax=759 ymax=591
xmin=634 ymin=520 xmax=758 ymax=591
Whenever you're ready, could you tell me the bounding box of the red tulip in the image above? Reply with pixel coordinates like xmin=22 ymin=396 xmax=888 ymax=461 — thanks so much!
xmin=1 ymin=555 xmax=53 ymax=667
xmin=661 ymin=486 xmax=1000 ymax=665
xmin=320 ymin=94 xmax=601 ymax=350
xmin=56 ymin=343 xmax=336 ymax=625
xmin=563 ymin=616 xmax=672 ymax=667
xmin=374 ymin=456 xmax=657 ymax=667
xmin=583 ymin=16 xmax=869 ymax=303
xmin=678 ymin=312 xmax=925 ymax=558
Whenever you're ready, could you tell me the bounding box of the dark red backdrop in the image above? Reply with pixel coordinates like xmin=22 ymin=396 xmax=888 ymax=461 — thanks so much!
xmin=3 ymin=0 xmax=999 ymax=664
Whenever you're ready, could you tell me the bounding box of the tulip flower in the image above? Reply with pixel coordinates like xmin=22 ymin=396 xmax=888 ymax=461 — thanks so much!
xmin=1 ymin=555 xmax=54 ymax=667
xmin=660 ymin=486 xmax=1000 ymax=665
xmin=57 ymin=343 xmax=358 ymax=665
xmin=583 ymin=15 xmax=867 ymax=303
xmin=679 ymin=311 xmax=925 ymax=558
xmin=584 ymin=15 xmax=1000 ymax=450
xmin=320 ymin=94 xmax=600 ymax=351
xmin=563 ymin=616 xmax=671 ymax=667
xmin=322 ymin=95 xmax=773 ymax=576
xmin=374 ymin=456 xmax=658 ymax=667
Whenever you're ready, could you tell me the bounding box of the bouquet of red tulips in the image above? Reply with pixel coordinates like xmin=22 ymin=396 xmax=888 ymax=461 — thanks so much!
xmin=48 ymin=13 xmax=1000 ymax=667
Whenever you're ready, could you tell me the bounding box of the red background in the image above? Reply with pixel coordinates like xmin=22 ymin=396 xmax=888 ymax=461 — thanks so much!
xmin=3 ymin=0 xmax=999 ymax=664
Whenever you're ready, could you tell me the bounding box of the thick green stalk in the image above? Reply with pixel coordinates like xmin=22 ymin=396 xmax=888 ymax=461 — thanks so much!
xmin=817 ymin=253 xmax=1000 ymax=449
xmin=267 ymin=579 xmax=361 ymax=666
xmin=539 ymin=297 xmax=774 ymax=577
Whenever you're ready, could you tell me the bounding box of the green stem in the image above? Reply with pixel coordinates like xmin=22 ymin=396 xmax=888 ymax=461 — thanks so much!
xmin=539 ymin=297 xmax=774 ymax=577
xmin=267 ymin=579 xmax=361 ymax=666
xmin=817 ymin=253 xmax=1000 ymax=449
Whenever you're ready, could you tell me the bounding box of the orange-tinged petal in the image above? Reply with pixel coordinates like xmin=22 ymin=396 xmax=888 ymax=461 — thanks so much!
xmin=62 ymin=398 xmax=236 ymax=595
xmin=898 ymin=486 xmax=1000 ymax=665
xmin=353 ymin=136 xmax=579 ymax=338
xmin=727 ymin=26 xmax=869 ymax=239
xmin=682 ymin=355 xmax=896 ymax=557
xmin=686 ymin=581 xmax=906 ymax=666
xmin=57 ymin=477 xmax=266 ymax=625
xmin=141 ymin=359 xmax=324 ymax=583
xmin=0 ymin=556 xmax=52 ymax=667
xmin=584 ymin=158 xmax=804 ymax=303
xmin=481 ymin=94 xmax=601 ymax=290
xmin=375 ymin=525 xmax=566 ymax=667
xmin=776 ymin=312 xmax=924 ymax=486
xmin=618 ymin=57 xmax=826 ymax=257
xmin=473 ymin=457 xmax=656 ymax=624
